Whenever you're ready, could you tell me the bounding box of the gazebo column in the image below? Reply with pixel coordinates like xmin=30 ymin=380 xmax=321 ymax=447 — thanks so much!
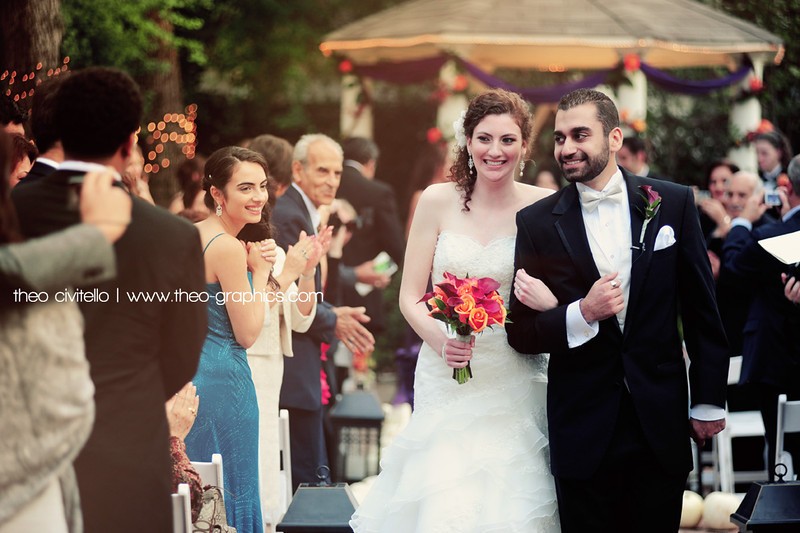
xmin=340 ymin=74 xmax=374 ymax=139
xmin=616 ymin=69 xmax=648 ymax=137
xmin=437 ymin=60 xmax=469 ymax=142
xmin=728 ymin=57 xmax=764 ymax=173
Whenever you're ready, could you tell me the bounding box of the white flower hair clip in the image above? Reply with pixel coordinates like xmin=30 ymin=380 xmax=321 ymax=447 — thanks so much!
xmin=452 ymin=110 xmax=467 ymax=149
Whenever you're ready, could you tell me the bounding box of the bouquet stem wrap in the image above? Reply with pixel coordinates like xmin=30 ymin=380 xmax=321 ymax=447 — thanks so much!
xmin=453 ymin=332 xmax=474 ymax=385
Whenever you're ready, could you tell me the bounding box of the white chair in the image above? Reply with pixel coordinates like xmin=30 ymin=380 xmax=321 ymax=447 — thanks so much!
xmin=775 ymin=394 xmax=800 ymax=480
xmin=714 ymin=356 xmax=768 ymax=493
xmin=171 ymin=483 xmax=192 ymax=533
xmin=191 ymin=453 xmax=224 ymax=490
xmin=278 ymin=409 xmax=293 ymax=518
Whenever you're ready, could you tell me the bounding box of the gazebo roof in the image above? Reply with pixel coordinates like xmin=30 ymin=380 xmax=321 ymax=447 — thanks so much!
xmin=321 ymin=0 xmax=783 ymax=70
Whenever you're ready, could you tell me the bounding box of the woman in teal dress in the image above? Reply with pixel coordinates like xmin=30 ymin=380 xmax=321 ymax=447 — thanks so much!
xmin=185 ymin=146 xmax=279 ymax=533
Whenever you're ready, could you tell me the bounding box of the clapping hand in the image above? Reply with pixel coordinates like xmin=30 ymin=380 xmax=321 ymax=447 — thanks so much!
xmin=513 ymin=269 xmax=558 ymax=311
xmin=166 ymin=382 xmax=200 ymax=441
xmin=334 ymin=306 xmax=375 ymax=354
xmin=286 ymin=231 xmax=324 ymax=279
xmin=245 ymin=239 xmax=277 ymax=273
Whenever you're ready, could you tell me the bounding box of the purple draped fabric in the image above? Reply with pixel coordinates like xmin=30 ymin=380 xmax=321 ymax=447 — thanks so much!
xmin=346 ymin=55 xmax=752 ymax=99
xmin=353 ymin=56 xmax=449 ymax=84
xmin=456 ymin=58 xmax=614 ymax=103
xmin=639 ymin=61 xmax=751 ymax=95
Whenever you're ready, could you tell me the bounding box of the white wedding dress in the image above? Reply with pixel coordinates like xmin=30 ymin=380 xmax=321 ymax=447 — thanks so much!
xmin=350 ymin=231 xmax=560 ymax=532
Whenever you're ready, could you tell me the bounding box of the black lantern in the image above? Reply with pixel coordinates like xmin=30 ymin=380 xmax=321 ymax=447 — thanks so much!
xmin=276 ymin=467 xmax=357 ymax=533
xmin=731 ymin=465 xmax=800 ymax=531
xmin=329 ymin=389 xmax=385 ymax=483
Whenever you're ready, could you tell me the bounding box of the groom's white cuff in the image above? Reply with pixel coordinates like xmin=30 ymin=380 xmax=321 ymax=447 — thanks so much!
xmin=691 ymin=404 xmax=726 ymax=421
xmin=566 ymin=300 xmax=599 ymax=348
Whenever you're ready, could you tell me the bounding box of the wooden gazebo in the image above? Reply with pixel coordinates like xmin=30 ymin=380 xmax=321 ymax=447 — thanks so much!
xmin=320 ymin=0 xmax=783 ymax=170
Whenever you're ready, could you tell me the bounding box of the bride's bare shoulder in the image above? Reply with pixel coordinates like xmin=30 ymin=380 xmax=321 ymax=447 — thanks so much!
xmin=516 ymin=182 xmax=556 ymax=205
xmin=418 ymin=181 xmax=459 ymax=207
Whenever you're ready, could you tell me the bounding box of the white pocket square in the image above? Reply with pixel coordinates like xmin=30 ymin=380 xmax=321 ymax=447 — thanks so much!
xmin=653 ymin=225 xmax=676 ymax=251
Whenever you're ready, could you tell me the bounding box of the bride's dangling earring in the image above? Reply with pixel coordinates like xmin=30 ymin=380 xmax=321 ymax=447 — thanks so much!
xmin=468 ymin=153 xmax=474 ymax=175
xmin=215 ymin=203 xmax=223 ymax=217
xmin=519 ymin=160 xmax=525 ymax=178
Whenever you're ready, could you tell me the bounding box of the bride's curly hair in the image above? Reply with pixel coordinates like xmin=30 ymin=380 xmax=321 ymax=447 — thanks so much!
xmin=450 ymin=89 xmax=534 ymax=211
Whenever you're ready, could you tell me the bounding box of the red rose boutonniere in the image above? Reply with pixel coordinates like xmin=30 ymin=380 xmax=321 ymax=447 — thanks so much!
xmin=638 ymin=185 xmax=662 ymax=250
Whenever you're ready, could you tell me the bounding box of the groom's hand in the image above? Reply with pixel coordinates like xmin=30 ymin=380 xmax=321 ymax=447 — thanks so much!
xmin=690 ymin=418 xmax=726 ymax=448
xmin=579 ymin=273 xmax=625 ymax=323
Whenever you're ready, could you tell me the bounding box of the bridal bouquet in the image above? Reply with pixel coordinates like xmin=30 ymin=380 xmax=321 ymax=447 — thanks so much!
xmin=419 ymin=272 xmax=509 ymax=384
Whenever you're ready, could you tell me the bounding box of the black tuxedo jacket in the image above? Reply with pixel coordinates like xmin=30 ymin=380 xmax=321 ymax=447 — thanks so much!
xmin=16 ymin=159 xmax=57 ymax=186
xmin=337 ymin=165 xmax=405 ymax=267
xmin=507 ymin=169 xmax=728 ymax=479
xmin=11 ymin=169 xmax=207 ymax=532
xmin=273 ymin=186 xmax=338 ymax=410
xmin=336 ymin=165 xmax=405 ymax=332
xmin=723 ymin=211 xmax=800 ymax=390
xmin=716 ymin=213 xmax=776 ymax=357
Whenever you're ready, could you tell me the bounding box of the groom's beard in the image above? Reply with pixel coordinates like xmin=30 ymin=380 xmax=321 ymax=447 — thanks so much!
xmin=560 ymin=139 xmax=610 ymax=184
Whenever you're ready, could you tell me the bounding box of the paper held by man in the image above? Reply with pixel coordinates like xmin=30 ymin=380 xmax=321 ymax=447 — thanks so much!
xmin=758 ymin=230 xmax=800 ymax=265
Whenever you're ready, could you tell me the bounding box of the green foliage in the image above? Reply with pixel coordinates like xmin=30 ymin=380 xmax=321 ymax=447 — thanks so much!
xmin=373 ymin=269 xmax=406 ymax=373
xmin=703 ymin=0 xmax=800 ymax=149
xmin=61 ymin=0 xmax=210 ymax=75
xmin=646 ymin=76 xmax=736 ymax=186
xmin=183 ymin=0 xmax=407 ymax=147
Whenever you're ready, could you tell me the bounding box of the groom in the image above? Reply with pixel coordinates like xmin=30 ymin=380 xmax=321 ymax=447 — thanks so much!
xmin=508 ymin=89 xmax=729 ymax=532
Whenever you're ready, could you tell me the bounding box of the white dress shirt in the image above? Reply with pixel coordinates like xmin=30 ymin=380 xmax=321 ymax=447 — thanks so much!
xmin=566 ymin=169 xmax=631 ymax=347
xmin=291 ymin=182 xmax=320 ymax=234
xmin=564 ymin=170 xmax=725 ymax=422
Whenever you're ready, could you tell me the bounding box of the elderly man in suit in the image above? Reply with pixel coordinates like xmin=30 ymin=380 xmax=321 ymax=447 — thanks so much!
xmin=272 ymin=133 xmax=375 ymax=489
xmin=723 ymin=154 xmax=800 ymax=480
xmin=11 ymin=66 xmax=207 ymax=533
xmin=508 ymin=89 xmax=729 ymax=533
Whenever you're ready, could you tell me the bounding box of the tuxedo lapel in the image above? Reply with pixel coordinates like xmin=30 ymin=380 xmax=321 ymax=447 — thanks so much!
xmin=625 ymin=173 xmax=661 ymax=337
xmin=553 ymin=185 xmax=601 ymax=288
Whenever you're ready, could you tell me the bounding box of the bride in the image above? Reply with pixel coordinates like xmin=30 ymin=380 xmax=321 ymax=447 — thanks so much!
xmin=350 ymin=88 xmax=560 ymax=532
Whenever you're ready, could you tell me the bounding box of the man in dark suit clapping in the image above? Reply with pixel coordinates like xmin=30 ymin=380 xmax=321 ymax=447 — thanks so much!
xmin=272 ymin=133 xmax=375 ymax=489
xmin=11 ymin=67 xmax=207 ymax=533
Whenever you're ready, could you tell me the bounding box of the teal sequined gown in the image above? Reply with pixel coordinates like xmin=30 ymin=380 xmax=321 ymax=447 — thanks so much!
xmin=185 ymin=277 xmax=263 ymax=533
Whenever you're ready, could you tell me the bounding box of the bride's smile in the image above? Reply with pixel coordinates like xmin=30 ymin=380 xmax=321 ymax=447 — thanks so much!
xmin=467 ymin=113 xmax=525 ymax=182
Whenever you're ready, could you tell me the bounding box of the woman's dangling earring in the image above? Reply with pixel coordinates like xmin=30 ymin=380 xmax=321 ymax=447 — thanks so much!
xmin=215 ymin=203 xmax=223 ymax=217
xmin=468 ymin=153 xmax=474 ymax=174
xmin=520 ymin=160 xmax=525 ymax=177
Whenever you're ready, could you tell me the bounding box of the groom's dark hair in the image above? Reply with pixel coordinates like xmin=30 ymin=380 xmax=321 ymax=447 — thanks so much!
xmin=558 ymin=89 xmax=619 ymax=137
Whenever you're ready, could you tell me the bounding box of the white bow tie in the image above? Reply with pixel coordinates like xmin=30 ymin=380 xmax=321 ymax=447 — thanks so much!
xmin=579 ymin=182 xmax=625 ymax=213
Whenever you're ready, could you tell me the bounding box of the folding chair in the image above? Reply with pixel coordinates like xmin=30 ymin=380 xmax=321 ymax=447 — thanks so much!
xmin=775 ymin=394 xmax=800 ymax=480
xmin=278 ymin=409 xmax=293 ymax=518
xmin=191 ymin=452 xmax=224 ymax=491
xmin=714 ymin=356 xmax=768 ymax=493
xmin=171 ymin=483 xmax=192 ymax=533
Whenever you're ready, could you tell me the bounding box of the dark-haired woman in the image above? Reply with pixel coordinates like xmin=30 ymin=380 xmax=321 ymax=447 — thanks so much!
xmin=183 ymin=146 xmax=277 ymax=533
xmin=351 ymin=89 xmax=560 ymax=531
xmin=755 ymin=130 xmax=792 ymax=188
